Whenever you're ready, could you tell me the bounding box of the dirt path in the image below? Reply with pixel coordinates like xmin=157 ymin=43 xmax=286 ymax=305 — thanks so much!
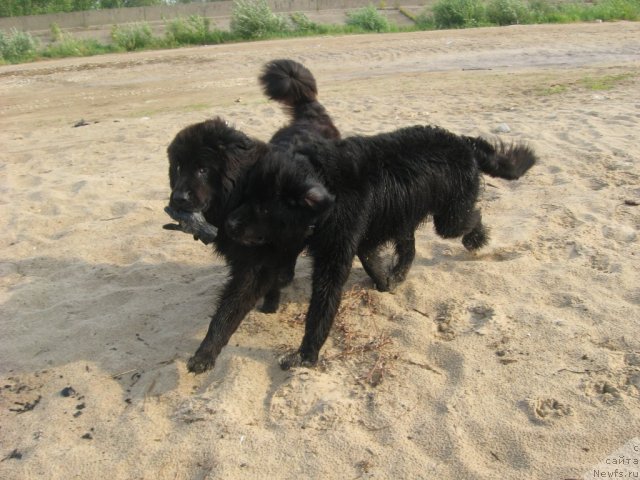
xmin=2 ymin=22 xmax=638 ymax=130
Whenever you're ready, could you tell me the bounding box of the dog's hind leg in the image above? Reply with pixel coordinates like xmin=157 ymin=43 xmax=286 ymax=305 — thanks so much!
xmin=259 ymin=257 xmax=296 ymax=313
xmin=260 ymin=284 xmax=281 ymax=314
xmin=388 ymin=231 xmax=416 ymax=290
xmin=358 ymin=246 xmax=390 ymax=292
xmin=461 ymin=209 xmax=489 ymax=251
xmin=434 ymin=203 xmax=489 ymax=251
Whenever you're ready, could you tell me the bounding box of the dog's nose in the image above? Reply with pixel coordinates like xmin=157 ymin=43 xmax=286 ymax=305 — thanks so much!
xmin=170 ymin=190 xmax=192 ymax=210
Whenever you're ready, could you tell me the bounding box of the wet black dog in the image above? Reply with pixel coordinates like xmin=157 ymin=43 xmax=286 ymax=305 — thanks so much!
xmin=167 ymin=59 xmax=340 ymax=373
xmin=225 ymin=125 xmax=537 ymax=369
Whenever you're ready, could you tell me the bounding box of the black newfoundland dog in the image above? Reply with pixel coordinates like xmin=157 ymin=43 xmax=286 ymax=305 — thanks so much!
xmin=225 ymin=125 xmax=537 ymax=369
xmin=165 ymin=59 xmax=340 ymax=373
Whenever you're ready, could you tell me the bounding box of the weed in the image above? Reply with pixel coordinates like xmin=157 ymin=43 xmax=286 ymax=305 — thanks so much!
xmin=0 ymin=28 xmax=38 ymax=63
xmin=165 ymin=15 xmax=231 ymax=45
xmin=346 ymin=5 xmax=391 ymax=32
xmin=111 ymin=23 xmax=154 ymax=51
xmin=486 ymin=0 xmax=529 ymax=25
xmin=43 ymin=36 xmax=112 ymax=58
xmin=432 ymin=0 xmax=485 ymax=28
xmin=230 ymin=0 xmax=289 ymax=39
xmin=580 ymin=73 xmax=634 ymax=91
xmin=536 ymin=84 xmax=569 ymax=95
xmin=289 ymin=12 xmax=328 ymax=33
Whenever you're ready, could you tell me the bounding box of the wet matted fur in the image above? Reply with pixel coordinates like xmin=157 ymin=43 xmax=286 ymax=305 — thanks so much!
xmin=225 ymin=125 xmax=537 ymax=369
xmin=166 ymin=59 xmax=340 ymax=373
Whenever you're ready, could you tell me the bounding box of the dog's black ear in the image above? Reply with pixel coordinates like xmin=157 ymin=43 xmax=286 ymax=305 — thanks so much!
xmin=302 ymin=183 xmax=335 ymax=213
xmin=203 ymin=118 xmax=254 ymax=152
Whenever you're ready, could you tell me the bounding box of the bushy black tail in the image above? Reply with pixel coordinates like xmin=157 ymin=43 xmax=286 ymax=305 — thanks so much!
xmin=466 ymin=136 xmax=537 ymax=180
xmin=259 ymin=59 xmax=318 ymax=107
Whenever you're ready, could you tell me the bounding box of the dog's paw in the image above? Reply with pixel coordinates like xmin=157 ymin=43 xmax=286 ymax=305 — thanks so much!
xmin=187 ymin=354 xmax=216 ymax=374
xmin=375 ymin=277 xmax=400 ymax=293
xmin=278 ymin=351 xmax=316 ymax=370
xmin=258 ymin=302 xmax=279 ymax=314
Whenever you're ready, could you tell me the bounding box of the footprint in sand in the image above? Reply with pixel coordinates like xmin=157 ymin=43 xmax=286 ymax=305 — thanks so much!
xmin=602 ymin=224 xmax=637 ymax=243
xmin=585 ymin=379 xmax=623 ymax=404
xmin=526 ymin=397 xmax=573 ymax=424
xmin=269 ymin=371 xmax=359 ymax=430
xmin=434 ymin=301 xmax=462 ymax=341
xmin=109 ymin=201 xmax=137 ymax=217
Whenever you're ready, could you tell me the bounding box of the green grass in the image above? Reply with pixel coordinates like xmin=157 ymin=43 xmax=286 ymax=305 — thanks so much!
xmin=111 ymin=23 xmax=155 ymax=51
xmin=580 ymin=73 xmax=635 ymax=90
xmin=431 ymin=0 xmax=486 ymax=28
xmin=41 ymin=28 xmax=115 ymax=58
xmin=165 ymin=15 xmax=231 ymax=45
xmin=346 ymin=4 xmax=392 ymax=32
xmin=418 ymin=0 xmax=640 ymax=28
xmin=533 ymin=72 xmax=636 ymax=95
xmin=230 ymin=0 xmax=290 ymax=39
xmin=1 ymin=0 xmax=639 ymax=64
xmin=0 ymin=28 xmax=39 ymax=63
xmin=535 ymin=83 xmax=570 ymax=95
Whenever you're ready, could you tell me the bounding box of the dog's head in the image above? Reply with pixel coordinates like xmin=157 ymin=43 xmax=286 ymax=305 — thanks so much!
xmin=167 ymin=117 xmax=256 ymax=224
xmin=225 ymin=149 xmax=335 ymax=247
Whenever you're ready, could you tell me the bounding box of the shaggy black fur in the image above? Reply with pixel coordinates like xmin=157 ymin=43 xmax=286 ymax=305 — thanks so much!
xmin=167 ymin=59 xmax=340 ymax=373
xmin=225 ymin=125 xmax=537 ymax=369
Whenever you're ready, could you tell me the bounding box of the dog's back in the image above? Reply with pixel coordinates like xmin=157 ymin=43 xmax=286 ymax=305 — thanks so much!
xmin=300 ymin=124 xmax=535 ymax=253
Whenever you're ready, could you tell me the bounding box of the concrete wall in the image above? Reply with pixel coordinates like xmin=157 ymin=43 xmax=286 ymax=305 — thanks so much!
xmin=0 ymin=0 xmax=385 ymax=32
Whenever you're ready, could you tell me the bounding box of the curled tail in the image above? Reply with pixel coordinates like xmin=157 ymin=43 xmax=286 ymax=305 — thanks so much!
xmin=260 ymin=59 xmax=340 ymax=140
xmin=259 ymin=59 xmax=318 ymax=107
xmin=466 ymin=136 xmax=537 ymax=180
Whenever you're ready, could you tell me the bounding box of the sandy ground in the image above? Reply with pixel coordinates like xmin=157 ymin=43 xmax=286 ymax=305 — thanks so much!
xmin=1 ymin=22 xmax=639 ymax=479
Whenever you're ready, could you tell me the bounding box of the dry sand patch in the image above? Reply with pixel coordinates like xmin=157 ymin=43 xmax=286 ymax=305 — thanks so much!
xmin=1 ymin=22 xmax=639 ymax=480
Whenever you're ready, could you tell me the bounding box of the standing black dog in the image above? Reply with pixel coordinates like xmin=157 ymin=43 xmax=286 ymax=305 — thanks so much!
xmin=225 ymin=125 xmax=537 ymax=369
xmin=167 ymin=59 xmax=340 ymax=373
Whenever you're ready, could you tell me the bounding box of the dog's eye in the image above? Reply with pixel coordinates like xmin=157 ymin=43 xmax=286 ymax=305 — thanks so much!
xmin=198 ymin=167 xmax=209 ymax=176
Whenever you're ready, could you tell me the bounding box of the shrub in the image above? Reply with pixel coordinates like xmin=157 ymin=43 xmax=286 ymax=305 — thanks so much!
xmin=111 ymin=23 xmax=154 ymax=51
xmin=0 ymin=28 xmax=39 ymax=63
xmin=414 ymin=10 xmax=436 ymax=29
xmin=346 ymin=5 xmax=390 ymax=32
xmin=164 ymin=15 xmax=230 ymax=45
xmin=486 ymin=0 xmax=528 ymax=25
xmin=50 ymin=23 xmax=64 ymax=42
xmin=432 ymin=0 xmax=485 ymax=28
xmin=230 ymin=0 xmax=289 ymax=39
xmin=587 ymin=0 xmax=640 ymax=21
xmin=527 ymin=0 xmax=560 ymax=23
xmin=42 ymin=35 xmax=111 ymax=59
xmin=289 ymin=12 xmax=328 ymax=33
xmin=166 ymin=15 xmax=210 ymax=44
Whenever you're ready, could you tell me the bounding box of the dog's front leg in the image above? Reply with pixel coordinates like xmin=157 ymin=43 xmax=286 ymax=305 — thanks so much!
xmin=188 ymin=267 xmax=273 ymax=374
xmin=279 ymin=251 xmax=353 ymax=370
